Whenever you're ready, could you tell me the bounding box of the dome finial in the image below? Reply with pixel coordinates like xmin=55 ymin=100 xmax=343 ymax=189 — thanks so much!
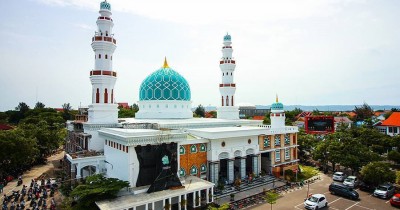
xmin=276 ymin=94 xmax=279 ymax=103
xmin=163 ymin=57 xmax=169 ymax=68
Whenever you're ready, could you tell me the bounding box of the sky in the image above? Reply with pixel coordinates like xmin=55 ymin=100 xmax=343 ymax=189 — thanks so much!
xmin=0 ymin=0 xmax=399 ymax=111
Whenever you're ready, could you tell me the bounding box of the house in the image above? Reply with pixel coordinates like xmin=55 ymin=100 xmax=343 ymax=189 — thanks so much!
xmin=379 ymin=112 xmax=400 ymax=136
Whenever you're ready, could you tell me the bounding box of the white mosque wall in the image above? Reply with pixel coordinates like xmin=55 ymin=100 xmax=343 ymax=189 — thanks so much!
xmin=88 ymin=104 xmax=118 ymax=124
xmin=104 ymin=141 xmax=130 ymax=183
xmin=207 ymin=136 xmax=260 ymax=162
xmin=136 ymin=100 xmax=193 ymax=119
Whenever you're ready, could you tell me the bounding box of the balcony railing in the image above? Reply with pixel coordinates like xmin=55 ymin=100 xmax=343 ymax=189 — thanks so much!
xmin=98 ymin=16 xmax=113 ymax=21
xmin=219 ymin=60 xmax=235 ymax=64
xmin=219 ymin=83 xmax=236 ymax=87
xmin=90 ymin=70 xmax=117 ymax=77
xmin=92 ymin=36 xmax=117 ymax=44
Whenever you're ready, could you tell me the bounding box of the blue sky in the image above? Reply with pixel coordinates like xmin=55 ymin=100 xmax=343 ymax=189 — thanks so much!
xmin=0 ymin=0 xmax=399 ymax=111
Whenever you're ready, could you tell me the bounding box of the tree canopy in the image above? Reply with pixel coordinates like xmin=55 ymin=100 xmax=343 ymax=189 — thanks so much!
xmin=360 ymin=162 xmax=396 ymax=186
xmin=70 ymin=174 xmax=129 ymax=209
xmin=194 ymin=104 xmax=205 ymax=118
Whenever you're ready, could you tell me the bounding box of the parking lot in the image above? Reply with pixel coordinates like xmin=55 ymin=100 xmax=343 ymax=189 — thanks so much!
xmin=294 ymin=189 xmax=395 ymax=210
xmin=252 ymin=173 xmax=397 ymax=210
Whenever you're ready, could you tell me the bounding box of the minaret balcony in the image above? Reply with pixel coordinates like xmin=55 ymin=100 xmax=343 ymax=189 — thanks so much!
xmin=219 ymin=60 xmax=235 ymax=64
xmin=219 ymin=83 xmax=236 ymax=87
xmin=92 ymin=36 xmax=117 ymax=44
xmin=98 ymin=16 xmax=113 ymax=21
xmin=90 ymin=70 xmax=117 ymax=77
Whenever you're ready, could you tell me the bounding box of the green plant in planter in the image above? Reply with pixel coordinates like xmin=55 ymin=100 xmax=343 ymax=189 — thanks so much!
xmin=230 ymin=193 xmax=235 ymax=201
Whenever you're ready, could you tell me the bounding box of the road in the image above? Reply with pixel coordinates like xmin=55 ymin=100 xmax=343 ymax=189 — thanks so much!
xmin=251 ymin=173 xmax=397 ymax=210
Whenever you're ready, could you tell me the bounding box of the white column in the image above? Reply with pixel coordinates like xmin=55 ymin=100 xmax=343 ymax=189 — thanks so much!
xmin=211 ymin=187 xmax=214 ymax=202
xmin=206 ymin=189 xmax=209 ymax=203
xmin=76 ymin=163 xmax=82 ymax=179
xmin=240 ymin=158 xmax=246 ymax=180
xmin=184 ymin=194 xmax=187 ymax=210
xmin=178 ymin=195 xmax=182 ymax=209
xmin=168 ymin=197 xmax=171 ymax=209
xmin=227 ymin=159 xmax=234 ymax=184
xmin=163 ymin=199 xmax=165 ymax=209
xmin=151 ymin=202 xmax=154 ymax=210
xmin=145 ymin=203 xmax=148 ymax=210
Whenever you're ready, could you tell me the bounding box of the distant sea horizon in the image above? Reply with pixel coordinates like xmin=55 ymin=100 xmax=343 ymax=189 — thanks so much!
xmin=201 ymin=105 xmax=400 ymax=112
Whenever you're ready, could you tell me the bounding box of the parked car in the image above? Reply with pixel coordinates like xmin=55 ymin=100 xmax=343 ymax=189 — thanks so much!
xmin=329 ymin=182 xmax=359 ymax=200
xmin=343 ymin=176 xmax=359 ymax=188
xmin=359 ymin=181 xmax=375 ymax=192
xmin=304 ymin=194 xmax=328 ymax=210
xmin=390 ymin=194 xmax=400 ymax=207
xmin=332 ymin=172 xmax=346 ymax=182
xmin=374 ymin=183 xmax=395 ymax=199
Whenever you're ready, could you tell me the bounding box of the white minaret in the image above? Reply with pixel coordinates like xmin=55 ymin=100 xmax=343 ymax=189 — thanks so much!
xmin=217 ymin=33 xmax=239 ymax=120
xmin=87 ymin=0 xmax=118 ymax=124
xmin=270 ymin=95 xmax=286 ymax=128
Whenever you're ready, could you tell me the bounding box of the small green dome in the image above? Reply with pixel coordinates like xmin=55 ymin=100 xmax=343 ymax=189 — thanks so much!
xmin=100 ymin=1 xmax=111 ymax=10
xmin=139 ymin=60 xmax=191 ymax=101
xmin=271 ymin=102 xmax=284 ymax=110
xmin=271 ymin=95 xmax=284 ymax=110
xmin=224 ymin=33 xmax=231 ymax=41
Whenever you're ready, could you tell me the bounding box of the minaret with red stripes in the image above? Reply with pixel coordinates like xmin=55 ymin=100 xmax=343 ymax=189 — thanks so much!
xmin=88 ymin=0 xmax=118 ymax=123
xmin=217 ymin=33 xmax=239 ymax=120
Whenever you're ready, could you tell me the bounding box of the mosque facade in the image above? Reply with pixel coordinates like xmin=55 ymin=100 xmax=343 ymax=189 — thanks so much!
xmin=64 ymin=1 xmax=299 ymax=209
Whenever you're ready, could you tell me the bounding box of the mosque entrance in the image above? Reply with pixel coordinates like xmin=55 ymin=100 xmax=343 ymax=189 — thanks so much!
xmin=81 ymin=165 xmax=96 ymax=178
xmin=234 ymin=157 xmax=241 ymax=179
xmin=246 ymin=155 xmax=254 ymax=177
xmin=219 ymin=159 xmax=228 ymax=184
xmin=261 ymin=152 xmax=272 ymax=175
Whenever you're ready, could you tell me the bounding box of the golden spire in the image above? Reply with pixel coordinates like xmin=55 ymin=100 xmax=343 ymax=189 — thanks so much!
xmin=276 ymin=94 xmax=279 ymax=103
xmin=163 ymin=57 xmax=169 ymax=68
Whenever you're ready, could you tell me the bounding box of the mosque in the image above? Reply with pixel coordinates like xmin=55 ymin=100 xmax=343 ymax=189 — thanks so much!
xmin=64 ymin=1 xmax=299 ymax=209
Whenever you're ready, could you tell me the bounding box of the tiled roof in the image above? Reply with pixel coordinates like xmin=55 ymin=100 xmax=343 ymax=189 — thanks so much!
xmin=252 ymin=116 xmax=265 ymax=120
xmin=118 ymin=102 xmax=130 ymax=109
xmin=334 ymin=117 xmax=352 ymax=123
xmin=381 ymin=112 xmax=400 ymax=127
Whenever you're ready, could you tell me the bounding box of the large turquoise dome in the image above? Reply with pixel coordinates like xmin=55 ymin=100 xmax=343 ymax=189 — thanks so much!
xmin=139 ymin=59 xmax=191 ymax=101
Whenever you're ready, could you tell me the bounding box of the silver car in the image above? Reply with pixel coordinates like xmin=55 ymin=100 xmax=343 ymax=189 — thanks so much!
xmin=374 ymin=183 xmax=395 ymax=199
xmin=343 ymin=176 xmax=358 ymax=188
xmin=333 ymin=172 xmax=346 ymax=182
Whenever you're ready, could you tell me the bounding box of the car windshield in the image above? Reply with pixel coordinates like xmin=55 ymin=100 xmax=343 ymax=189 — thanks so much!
xmin=377 ymin=186 xmax=388 ymax=191
xmin=308 ymin=196 xmax=319 ymax=202
xmin=334 ymin=173 xmax=342 ymax=176
xmin=345 ymin=177 xmax=354 ymax=182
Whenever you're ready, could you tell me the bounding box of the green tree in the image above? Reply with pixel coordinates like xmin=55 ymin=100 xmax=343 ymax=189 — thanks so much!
xmin=353 ymin=102 xmax=374 ymax=121
xmin=207 ymin=203 xmax=229 ymax=210
xmin=131 ymin=103 xmax=139 ymax=113
xmin=62 ymin=103 xmax=73 ymax=120
xmin=70 ymin=174 xmax=129 ymax=209
xmin=263 ymin=112 xmax=271 ymax=124
xmin=118 ymin=107 xmax=135 ymax=118
xmin=297 ymin=129 xmax=318 ymax=162
xmin=0 ymin=129 xmax=39 ymax=177
xmin=360 ymin=162 xmax=396 ymax=186
xmin=388 ymin=150 xmax=400 ymax=164
xmin=194 ymin=104 xmax=205 ymax=118
xmin=265 ymin=191 xmax=279 ymax=210
xmin=34 ymin=101 xmax=46 ymax=109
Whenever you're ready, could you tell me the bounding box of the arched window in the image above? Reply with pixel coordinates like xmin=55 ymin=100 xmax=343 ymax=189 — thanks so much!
xmin=105 ymin=54 xmax=108 ymax=59
xmin=231 ymin=72 xmax=232 ymax=76
xmin=111 ymin=89 xmax=114 ymax=103
xmin=98 ymin=54 xmax=101 ymax=59
xmin=221 ymin=96 xmax=224 ymax=106
xmin=104 ymin=88 xmax=108 ymax=103
xmin=190 ymin=165 xmax=198 ymax=175
xmin=223 ymin=73 xmax=224 ymax=76
xmin=96 ymin=88 xmax=100 ymax=103
xmin=285 ymin=134 xmax=290 ymax=145
xmin=179 ymin=146 xmax=185 ymax=155
xmin=200 ymin=164 xmax=207 ymax=173
xmin=275 ymin=135 xmax=281 ymax=146
xmin=200 ymin=144 xmax=206 ymax=152
xmin=231 ymin=96 xmax=234 ymax=106
xmin=179 ymin=168 xmax=186 ymax=177
xmin=264 ymin=136 xmax=270 ymax=147
xmin=106 ymin=31 xmax=108 ymax=36
xmin=190 ymin=145 xmax=197 ymax=153
xmin=226 ymin=96 xmax=229 ymax=106
xmin=111 ymin=56 xmax=113 ymax=60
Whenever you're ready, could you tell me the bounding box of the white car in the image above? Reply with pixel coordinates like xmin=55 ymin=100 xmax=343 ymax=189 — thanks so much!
xmin=343 ymin=176 xmax=358 ymax=188
xmin=304 ymin=194 xmax=328 ymax=210
xmin=332 ymin=172 xmax=346 ymax=182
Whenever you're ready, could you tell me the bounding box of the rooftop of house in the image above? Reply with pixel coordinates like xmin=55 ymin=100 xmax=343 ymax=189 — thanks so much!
xmin=381 ymin=112 xmax=400 ymax=127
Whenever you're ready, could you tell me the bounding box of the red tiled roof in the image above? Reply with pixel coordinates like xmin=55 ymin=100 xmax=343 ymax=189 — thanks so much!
xmin=118 ymin=103 xmax=129 ymax=109
xmin=252 ymin=116 xmax=265 ymax=120
xmin=381 ymin=112 xmax=400 ymax=127
xmin=334 ymin=117 xmax=352 ymax=123
xmin=0 ymin=124 xmax=13 ymax=130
